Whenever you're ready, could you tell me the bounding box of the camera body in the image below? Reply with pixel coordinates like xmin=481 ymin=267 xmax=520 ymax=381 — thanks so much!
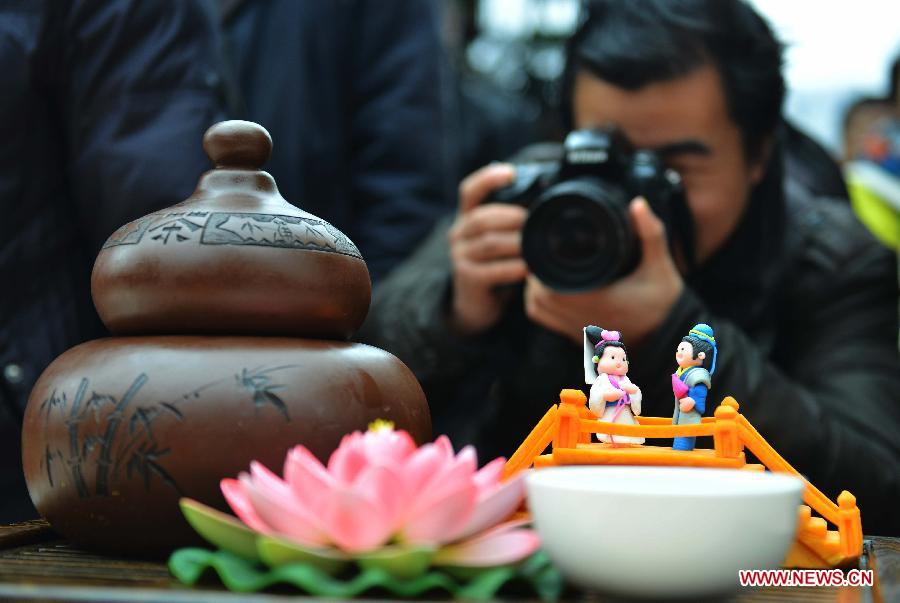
xmin=489 ymin=128 xmax=685 ymax=291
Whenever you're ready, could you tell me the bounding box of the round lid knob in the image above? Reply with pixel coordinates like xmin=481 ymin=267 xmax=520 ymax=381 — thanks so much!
xmin=202 ymin=120 xmax=272 ymax=169
xmin=93 ymin=118 xmax=371 ymax=340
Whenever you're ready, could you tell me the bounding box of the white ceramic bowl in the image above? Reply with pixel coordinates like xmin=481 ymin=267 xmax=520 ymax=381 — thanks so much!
xmin=526 ymin=466 xmax=803 ymax=598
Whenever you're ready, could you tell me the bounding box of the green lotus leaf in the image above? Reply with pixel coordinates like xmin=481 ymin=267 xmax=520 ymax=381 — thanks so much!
xmin=168 ymin=547 xmax=563 ymax=601
xmin=356 ymin=544 xmax=435 ymax=580
xmin=179 ymin=498 xmax=259 ymax=561
xmin=256 ymin=534 xmax=348 ymax=575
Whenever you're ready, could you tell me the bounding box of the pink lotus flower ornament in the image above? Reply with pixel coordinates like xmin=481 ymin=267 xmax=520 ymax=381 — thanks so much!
xmin=204 ymin=421 xmax=539 ymax=576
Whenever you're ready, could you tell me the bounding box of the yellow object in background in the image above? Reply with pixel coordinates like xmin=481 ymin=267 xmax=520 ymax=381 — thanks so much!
xmin=846 ymin=160 xmax=900 ymax=249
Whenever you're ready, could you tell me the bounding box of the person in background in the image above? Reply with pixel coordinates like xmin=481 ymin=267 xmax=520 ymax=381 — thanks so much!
xmin=843 ymin=97 xmax=896 ymax=163
xmin=843 ymin=56 xmax=900 ymax=164
xmin=842 ymin=56 xmax=900 ymax=327
xmin=359 ymin=0 xmax=900 ymax=535
xmin=219 ymin=0 xmax=456 ymax=282
xmin=0 ymin=0 xmax=229 ymax=522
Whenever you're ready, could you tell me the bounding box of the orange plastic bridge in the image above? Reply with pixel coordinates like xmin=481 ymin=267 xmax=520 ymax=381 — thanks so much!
xmin=503 ymin=389 xmax=863 ymax=569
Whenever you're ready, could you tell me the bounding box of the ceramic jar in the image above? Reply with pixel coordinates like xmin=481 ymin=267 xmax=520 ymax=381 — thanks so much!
xmin=21 ymin=121 xmax=431 ymax=554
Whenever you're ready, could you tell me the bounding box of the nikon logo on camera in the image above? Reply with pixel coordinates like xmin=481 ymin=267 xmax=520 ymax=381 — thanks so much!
xmin=487 ymin=127 xmax=685 ymax=291
xmin=567 ymin=149 xmax=608 ymax=164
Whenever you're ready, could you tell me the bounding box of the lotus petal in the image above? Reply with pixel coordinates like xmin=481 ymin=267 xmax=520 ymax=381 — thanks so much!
xmin=360 ymin=427 xmax=417 ymax=465
xmin=450 ymin=445 xmax=478 ymax=475
xmin=401 ymin=477 xmax=477 ymax=545
xmin=473 ymin=457 xmax=506 ymax=493
xmin=220 ymin=478 xmax=270 ymax=534
xmin=242 ymin=474 xmax=327 ymax=548
xmin=433 ymin=434 xmax=455 ymax=459
xmin=456 ymin=517 xmax=532 ymax=545
xmin=353 ymin=464 xmax=405 ymax=532
xmin=402 ymin=442 xmax=456 ymax=496
xmin=322 ymin=482 xmax=394 ymax=552
xmin=327 ymin=433 xmax=369 ymax=485
xmin=449 ymin=472 xmax=525 ymax=542
xmin=284 ymin=446 xmax=334 ymax=516
xmin=247 ymin=461 xmax=294 ymax=505
xmin=432 ymin=528 xmax=540 ymax=568
xmin=407 ymin=446 xmax=477 ymax=517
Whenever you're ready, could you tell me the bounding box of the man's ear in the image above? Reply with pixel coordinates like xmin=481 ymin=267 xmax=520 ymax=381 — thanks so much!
xmin=698 ymin=352 xmax=706 ymax=361
xmin=748 ymin=136 xmax=774 ymax=186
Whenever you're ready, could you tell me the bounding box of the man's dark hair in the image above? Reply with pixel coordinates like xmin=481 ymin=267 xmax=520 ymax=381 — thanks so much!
xmin=560 ymin=0 xmax=785 ymax=161
xmin=681 ymin=335 xmax=714 ymax=371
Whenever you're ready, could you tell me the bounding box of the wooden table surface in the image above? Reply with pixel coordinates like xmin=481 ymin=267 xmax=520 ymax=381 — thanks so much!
xmin=0 ymin=520 xmax=895 ymax=602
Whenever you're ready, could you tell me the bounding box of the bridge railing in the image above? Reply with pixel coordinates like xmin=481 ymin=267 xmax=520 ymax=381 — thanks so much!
xmin=504 ymin=388 xmax=862 ymax=564
xmin=555 ymin=389 xmax=743 ymax=460
xmin=733 ymin=413 xmax=862 ymax=559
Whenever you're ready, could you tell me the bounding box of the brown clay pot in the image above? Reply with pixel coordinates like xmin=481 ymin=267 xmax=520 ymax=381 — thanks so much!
xmin=21 ymin=121 xmax=431 ymax=555
xmin=22 ymin=337 xmax=429 ymax=554
xmin=92 ymin=120 xmax=370 ymax=340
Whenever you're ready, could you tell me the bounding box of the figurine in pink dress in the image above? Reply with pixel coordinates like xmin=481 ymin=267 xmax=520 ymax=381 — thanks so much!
xmin=583 ymin=326 xmax=644 ymax=445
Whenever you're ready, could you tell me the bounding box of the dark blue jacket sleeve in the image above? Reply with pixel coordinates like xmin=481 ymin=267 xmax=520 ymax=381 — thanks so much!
xmin=220 ymin=0 xmax=454 ymax=282
xmin=345 ymin=0 xmax=456 ymax=280
xmin=59 ymin=0 xmax=229 ymax=253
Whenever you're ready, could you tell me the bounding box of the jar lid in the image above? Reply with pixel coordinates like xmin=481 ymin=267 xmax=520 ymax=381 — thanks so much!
xmin=91 ymin=121 xmax=372 ymax=340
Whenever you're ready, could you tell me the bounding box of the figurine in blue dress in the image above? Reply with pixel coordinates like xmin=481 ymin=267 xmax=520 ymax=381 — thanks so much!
xmin=671 ymin=323 xmax=717 ymax=451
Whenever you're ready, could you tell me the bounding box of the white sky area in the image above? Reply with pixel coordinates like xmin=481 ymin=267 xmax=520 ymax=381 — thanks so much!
xmin=479 ymin=0 xmax=900 ymax=154
xmin=751 ymin=0 xmax=900 ymax=153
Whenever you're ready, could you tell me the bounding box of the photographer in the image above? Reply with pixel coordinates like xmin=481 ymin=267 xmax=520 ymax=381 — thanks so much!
xmin=359 ymin=0 xmax=900 ymax=535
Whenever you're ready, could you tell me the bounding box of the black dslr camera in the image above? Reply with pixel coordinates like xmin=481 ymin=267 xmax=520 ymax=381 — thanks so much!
xmin=489 ymin=128 xmax=688 ymax=291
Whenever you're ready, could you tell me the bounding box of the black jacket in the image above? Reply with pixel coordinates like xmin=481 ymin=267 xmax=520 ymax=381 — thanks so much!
xmin=0 ymin=0 xmax=228 ymax=521
xmin=359 ymin=157 xmax=900 ymax=536
xmin=221 ymin=0 xmax=455 ymax=282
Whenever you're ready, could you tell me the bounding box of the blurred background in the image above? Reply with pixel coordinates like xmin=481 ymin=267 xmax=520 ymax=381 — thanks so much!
xmin=445 ymin=0 xmax=900 ymax=249
xmin=446 ymin=0 xmax=900 ymax=156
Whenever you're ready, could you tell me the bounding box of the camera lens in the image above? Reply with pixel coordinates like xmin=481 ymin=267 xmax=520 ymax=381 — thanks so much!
xmin=521 ymin=179 xmax=636 ymax=291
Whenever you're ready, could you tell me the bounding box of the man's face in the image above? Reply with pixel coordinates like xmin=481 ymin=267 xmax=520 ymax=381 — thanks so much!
xmin=573 ymin=65 xmax=766 ymax=264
